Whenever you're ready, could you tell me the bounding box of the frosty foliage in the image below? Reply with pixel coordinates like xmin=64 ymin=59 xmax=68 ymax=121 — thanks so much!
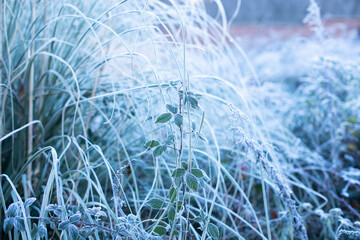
xmin=303 ymin=0 xmax=325 ymax=40
xmin=228 ymin=105 xmax=308 ymax=240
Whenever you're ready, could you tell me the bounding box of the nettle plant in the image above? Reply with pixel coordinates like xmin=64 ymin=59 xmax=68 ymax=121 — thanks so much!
xmin=144 ymin=81 xmax=219 ymax=239
xmin=2 ymin=82 xmax=219 ymax=240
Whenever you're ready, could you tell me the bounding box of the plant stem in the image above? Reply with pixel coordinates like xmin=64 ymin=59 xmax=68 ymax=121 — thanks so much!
xmin=27 ymin=0 xmax=36 ymax=189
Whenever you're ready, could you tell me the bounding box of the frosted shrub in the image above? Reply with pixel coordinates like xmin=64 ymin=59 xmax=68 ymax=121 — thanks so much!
xmin=287 ymin=57 xmax=360 ymax=167
xmin=303 ymin=0 xmax=325 ymax=41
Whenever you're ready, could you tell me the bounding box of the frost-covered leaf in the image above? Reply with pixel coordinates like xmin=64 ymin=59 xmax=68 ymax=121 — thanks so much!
xmin=199 ymin=178 xmax=207 ymax=188
xmin=329 ymin=208 xmax=343 ymax=216
xmin=145 ymin=140 xmax=160 ymax=148
xmin=300 ymin=202 xmax=313 ymax=211
xmin=24 ymin=198 xmax=36 ymax=208
xmin=174 ymin=114 xmax=183 ymax=128
xmin=187 ymin=95 xmax=198 ymax=109
xmin=85 ymin=207 xmax=101 ymax=216
xmin=153 ymin=145 xmax=167 ymax=158
xmin=69 ymin=212 xmax=81 ymax=223
xmin=45 ymin=204 xmax=60 ymax=212
xmin=14 ymin=217 xmax=25 ymax=232
xmin=186 ymin=173 xmax=198 ymax=191
xmin=191 ymin=121 xmax=196 ymax=131
xmin=191 ymin=169 xmax=205 ymax=178
xmin=68 ymin=224 xmax=79 ymax=240
xmin=6 ymin=203 xmax=18 ymax=217
xmin=169 ymin=80 xmax=180 ymax=87
xmin=195 ymin=93 xmax=203 ymax=100
xmin=50 ymin=222 xmax=56 ymax=230
xmin=207 ymin=223 xmax=219 ymax=239
xmin=54 ymin=209 xmax=62 ymax=216
xmin=3 ymin=218 xmax=14 ymax=232
xmin=38 ymin=224 xmax=47 ymax=238
xmin=172 ymin=168 xmax=185 ymax=178
xmin=80 ymin=225 xmax=94 ymax=238
xmin=95 ymin=211 xmax=107 ymax=218
xmin=58 ymin=220 xmax=70 ymax=230
xmin=155 ymin=113 xmax=172 ymax=123
xmin=166 ymin=104 xmax=178 ymax=114
xmin=43 ymin=218 xmax=51 ymax=225
xmin=198 ymin=133 xmax=208 ymax=142
xmin=31 ymin=223 xmax=38 ymax=238
xmin=147 ymin=198 xmax=165 ymax=210
xmin=203 ymin=174 xmax=210 ymax=182
xmin=164 ymin=134 xmax=175 ymax=145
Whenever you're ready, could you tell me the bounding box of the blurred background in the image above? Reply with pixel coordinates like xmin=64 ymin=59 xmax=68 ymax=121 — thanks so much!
xmin=205 ymin=0 xmax=360 ymax=39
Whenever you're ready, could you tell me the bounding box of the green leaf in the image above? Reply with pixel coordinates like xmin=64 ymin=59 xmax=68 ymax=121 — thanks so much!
xmin=58 ymin=220 xmax=70 ymax=230
xmin=155 ymin=113 xmax=172 ymax=123
xmin=200 ymin=209 xmax=206 ymax=219
xmin=194 ymin=216 xmax=202 ymax=222
xmin=153 ymin=145 xmax=167 ymax=158
xmin=198 ymin=133 xmax=208 ymax=142
xmin=145 ymin=140 xmax=160 ymax=148
xmin=172 ymin=230 xmax=180 ymax=236
xmin=187 ymin=95 xmax=198 ymax=109
xmin=175 ymin=201 xmax=183 ymax=211
xmin=154 ymin=226 xmax=167 ymax=236
xmin=147 ymin=198 xmax=165 ymax=210
xmin=168 ymin=207 xmax=176 ymax=221
xmin=169 ymin=80 xmax=180 ymax=87
xmin=192 ymin=121 xmax=196 ymax=131
xmin=195 ymin=93 xmax=203 ymax=99
xmin=166 ymin=104 xmax=178 ymax=114
xmin=31 ymin=223 xmax=38 ymax=238
xmin=207 ymin=223 xmax=220 ymax=239
xmin=68 ymin=224 xmax=79 ymax=240
xmin=191 ymin=168 xmax=205 ymax=178
xmin=174 ymin=114 xmax=183 ymax=128
xmin=169 ymin=188 xmax=177 ymax=203
xmin=172 ymin=168 xmax=185 ymax=178
xmin=186 ymin=173 xmax=199 ymax=191
xmin=181 ymin=162 xmax=188 ymax=170
xmin=3 ymin=218 xmax=13 ymax=232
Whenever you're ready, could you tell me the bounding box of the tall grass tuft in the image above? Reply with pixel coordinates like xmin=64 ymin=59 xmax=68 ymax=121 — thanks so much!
xmin=1 ymin=0 xmax=360 ymax=239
